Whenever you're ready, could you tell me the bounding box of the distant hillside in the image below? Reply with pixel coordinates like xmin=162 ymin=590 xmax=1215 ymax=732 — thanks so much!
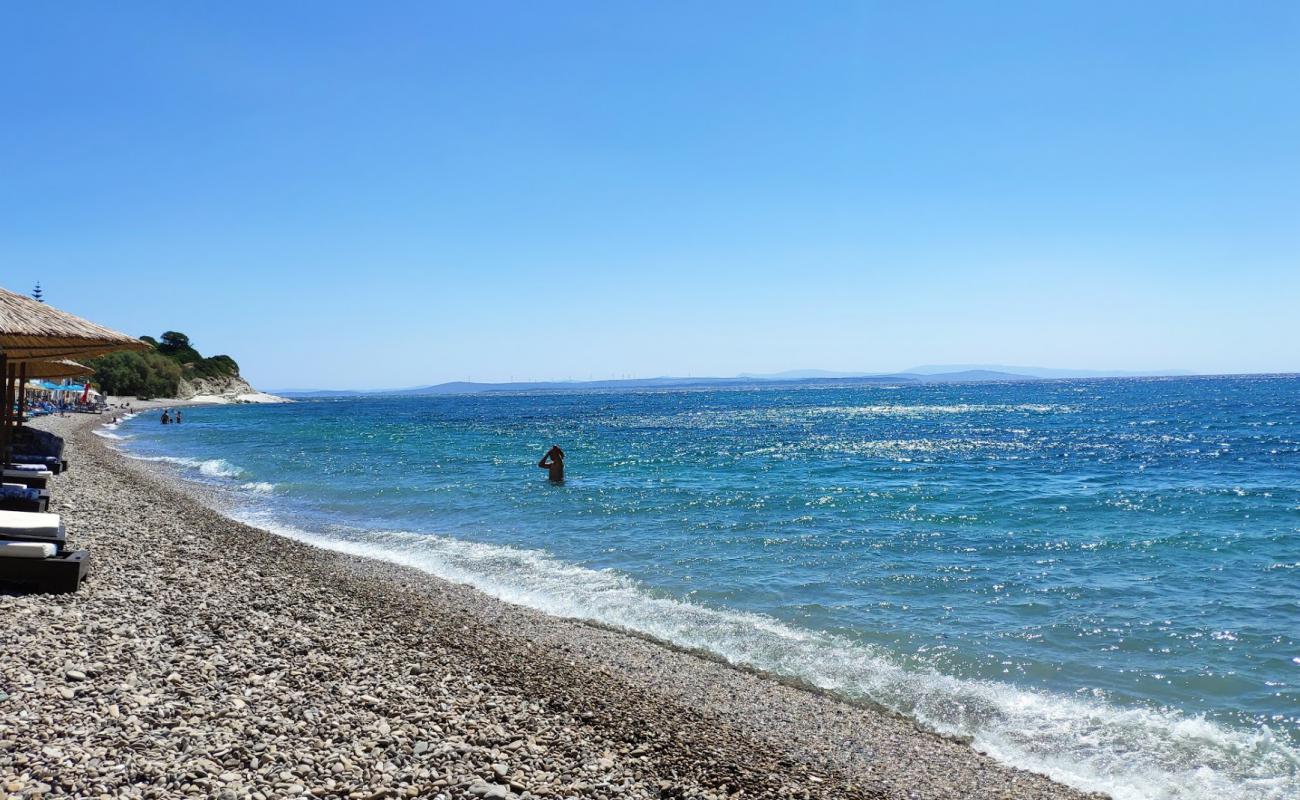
xmin=737 ymin=369 xmax=876 ymax=380
xmin=905 ymin=364 xmax=1194 ymax=379
xmin=277 ymin=369 xmax=1052 ymax=398
xmin=90 ymin=331 xmax=253 ymax=399
xmin=908 ymin=369 xmax=1037 ymax=383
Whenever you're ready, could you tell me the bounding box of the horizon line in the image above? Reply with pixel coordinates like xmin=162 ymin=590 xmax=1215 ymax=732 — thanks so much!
xmin=261 ymin=367 xmax=1300 ymax=396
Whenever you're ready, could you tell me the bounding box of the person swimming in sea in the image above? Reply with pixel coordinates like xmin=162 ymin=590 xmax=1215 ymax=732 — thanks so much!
xmin=537 ymin=445 xmax=565 ymax=482
xmin=161 ymin=409 xmax=171 ymax=425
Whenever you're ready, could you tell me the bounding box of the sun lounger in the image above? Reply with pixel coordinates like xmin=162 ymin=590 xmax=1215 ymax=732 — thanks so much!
xmin=0 ymin=483 xmax=50 ymax=513
xmin=0 ymin=510 xmax=66 ymax=550
xmin=11 ymin=454 xmax=65 ymax=474
xmin=0 ymin=511 xmax=89 ymax=594
xmin=2 ymin=465 xmax=53 ymax=489
xmin=8 ymin=430 xmax=68 ymax=473
xmin=0 ymin=541 xmax=55 ymax=558
xmin=0 ymin=545 xmax=89 ymax=594
xmin=12 ymin=427 xmax=64 ymax=460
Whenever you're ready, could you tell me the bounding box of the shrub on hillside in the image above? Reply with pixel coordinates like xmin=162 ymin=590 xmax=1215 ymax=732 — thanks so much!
xmin=89 ymin=330 xmax=240 ymax=397
xmin=187 ymin=354 xmax=240 ymax=380
xmin=90 ymin=350 xmax=183 ymax=398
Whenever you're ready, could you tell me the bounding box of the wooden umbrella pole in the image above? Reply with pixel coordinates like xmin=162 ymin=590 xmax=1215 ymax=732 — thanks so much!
xmin=6 ymin=360 xmax=15 ymax=455
xmin=17 ymin=361 xmax=27 ymax=429
xmin=0 ymin=354 xmax=10 ymax=466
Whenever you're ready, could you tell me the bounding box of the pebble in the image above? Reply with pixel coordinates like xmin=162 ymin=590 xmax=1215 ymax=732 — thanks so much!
xmin=468 ymin=782 xmax=510 ymax=799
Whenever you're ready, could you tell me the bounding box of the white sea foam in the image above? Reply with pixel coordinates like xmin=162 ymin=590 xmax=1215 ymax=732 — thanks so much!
xmin=240 ymin=481 xmax=275 ymax=494
xmin=218 ymin=508 xmax=1299 ymax=800
xmin=125 ymin=454 xmax=244 ymax=478
xmin=97 ymin=413 xmax=142 ymax=440
xmin=107 ymin=412 xmax=139 ymax=427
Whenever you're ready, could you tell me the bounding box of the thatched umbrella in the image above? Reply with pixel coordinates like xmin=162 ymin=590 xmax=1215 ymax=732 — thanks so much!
xmin=0 ymin=287 xmax=147 ymax=361
xmin=0 ymin=287 xmax=148 ymax=460
xmin=22 ymin=359 xmax=94 ymax=379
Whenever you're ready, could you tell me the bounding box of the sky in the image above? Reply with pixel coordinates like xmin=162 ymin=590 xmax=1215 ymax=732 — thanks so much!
xmin=2 ymin=2 xmax=1298 ymax=390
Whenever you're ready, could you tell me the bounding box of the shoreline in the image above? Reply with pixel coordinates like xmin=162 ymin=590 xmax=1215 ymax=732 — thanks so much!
xmin=103 ymin=392 xmax=291 ymax=411
xmin=1 ymin=412 xmax=1100 ymax=799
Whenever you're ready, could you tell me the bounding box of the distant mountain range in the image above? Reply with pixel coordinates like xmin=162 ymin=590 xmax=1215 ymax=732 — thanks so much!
xmin=272 ymin=364 xmax=1195 ymax=398
xmin=903 ymin=364 xmax=1194 ymax=379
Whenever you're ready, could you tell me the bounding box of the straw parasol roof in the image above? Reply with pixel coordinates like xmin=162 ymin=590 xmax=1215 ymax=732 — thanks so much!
xmin=22 ymin=359 xmax=95 ymax=379
xmin=0 ymin=286 xmax=149 ymax=360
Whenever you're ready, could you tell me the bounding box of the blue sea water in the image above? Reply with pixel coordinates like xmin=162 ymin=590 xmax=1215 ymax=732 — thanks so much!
xmin=106 ymin=376 xmax=1300 ymax=799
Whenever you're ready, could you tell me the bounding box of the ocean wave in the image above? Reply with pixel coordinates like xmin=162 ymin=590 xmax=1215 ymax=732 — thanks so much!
xmin=93 ymin=429 xmax=133 ymax=441
xmin=125 ymin=454 xmax=244 ymax=479
xmin=219 ymin=510 xmax=1299 ymax=800
xmin=240 ymin=481 xmax=275 ymax=494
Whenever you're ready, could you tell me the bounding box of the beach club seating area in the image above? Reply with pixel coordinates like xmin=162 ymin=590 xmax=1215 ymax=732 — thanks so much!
xmin=0 ymin=287 xmax=148 ymax=594
xmin=0 ymin=417 xmax=86 ymax=592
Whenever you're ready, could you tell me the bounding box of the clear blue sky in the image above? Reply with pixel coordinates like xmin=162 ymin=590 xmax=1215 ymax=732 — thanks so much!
xmin=3 ymin=2 xmax=1297 ymax=389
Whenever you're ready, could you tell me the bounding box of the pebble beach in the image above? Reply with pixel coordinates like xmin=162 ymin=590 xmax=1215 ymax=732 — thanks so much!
xmin=0 ymin=412 xmax=1100 ymax=800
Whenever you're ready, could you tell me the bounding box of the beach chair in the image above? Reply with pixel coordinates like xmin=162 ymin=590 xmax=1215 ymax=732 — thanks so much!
xmin=0 ymin=510 xmax=67 ymax=550
xmin=0 ymin=511 xmax=89 ymax=594
xmin=0 ymin=483 xmax=50 ymax=512
xmin=11 ymin=428 xmax=68 ymax=473
xmin=10 ymin=454 xmax=64 ymax=474
xmin=1 ymin=464 xmax=52 ymax=489
xmin=0 ymin=544 xmax=89 ymax=594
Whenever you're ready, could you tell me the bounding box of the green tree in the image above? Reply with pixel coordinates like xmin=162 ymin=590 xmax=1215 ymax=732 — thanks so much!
xmin=89 ymin=351 xmax=183 ymax=398
xmin=90 ymin=330 xmax=241 ymax=397
xmin=156 ymin=331 xmax=201 ymax=363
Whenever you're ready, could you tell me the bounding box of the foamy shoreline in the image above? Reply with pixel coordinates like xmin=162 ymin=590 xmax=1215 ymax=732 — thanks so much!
xmin=0 ymin=412 xmax=1099 ymax=799
xmin=104 ymin=391 xmax=291 ymax=410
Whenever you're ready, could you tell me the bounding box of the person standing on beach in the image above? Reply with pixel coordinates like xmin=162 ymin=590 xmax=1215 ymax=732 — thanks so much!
xmin=538 ymin=445 xmax=565 ymax=482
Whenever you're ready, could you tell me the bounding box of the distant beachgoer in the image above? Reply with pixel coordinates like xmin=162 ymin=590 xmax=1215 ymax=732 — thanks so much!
xmin=175 ymin=410 xmax=183 ymax=424
xmin=537 ymin=445 xmax=565 ymax=482
xmin=161 ymin=409 xmax=171 ymax=425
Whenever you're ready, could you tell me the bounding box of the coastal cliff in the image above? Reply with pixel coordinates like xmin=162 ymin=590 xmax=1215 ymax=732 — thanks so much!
xmin=90 ymin=330 xmax=287 ymax=403
xmin=178 ymin=372 xmax=254 ymax=399
xmin=177 ymin=372 xmax=284 ymax=403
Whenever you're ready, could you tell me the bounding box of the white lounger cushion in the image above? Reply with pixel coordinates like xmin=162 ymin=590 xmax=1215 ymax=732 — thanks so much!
xmin=0 ymin=541 xmax=56 ymax=558
xmin=0 ymin=510 xmax=61 ymax=535
xmin=2 ymin=468 xmax=52 ymax=479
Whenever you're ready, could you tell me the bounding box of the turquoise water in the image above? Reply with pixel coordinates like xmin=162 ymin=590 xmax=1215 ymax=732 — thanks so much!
xmin=106 ymin=376 xmax=1300 ymax=799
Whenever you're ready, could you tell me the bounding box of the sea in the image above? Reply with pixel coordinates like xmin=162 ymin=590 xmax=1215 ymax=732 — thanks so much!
xmin=101 ymin=375 xmax=1300 ymax=800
